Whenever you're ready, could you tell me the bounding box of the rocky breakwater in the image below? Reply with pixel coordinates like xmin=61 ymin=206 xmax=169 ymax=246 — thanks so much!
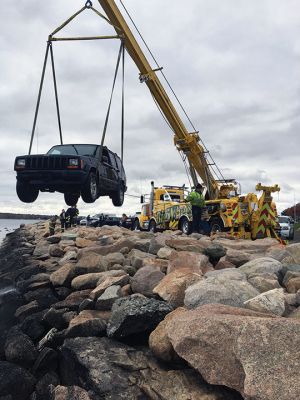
xmin=0 ymin=222 xmax=299 ymax=400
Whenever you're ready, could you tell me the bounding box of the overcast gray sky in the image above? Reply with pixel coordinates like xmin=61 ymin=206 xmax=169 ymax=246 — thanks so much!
xmin=0 ymin=0 xmax=299 ymax=216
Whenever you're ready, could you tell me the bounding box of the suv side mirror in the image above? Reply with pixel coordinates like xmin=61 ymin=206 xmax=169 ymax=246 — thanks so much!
xmin=140 ymin=195 xmax=144 ymax=203
xmin=102 ymin=155 xmax=108 ymax=164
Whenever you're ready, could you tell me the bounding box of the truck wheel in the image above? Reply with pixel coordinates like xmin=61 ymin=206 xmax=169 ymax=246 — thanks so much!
xmin=148 ymin=220 xmax=156 ymax=233
xmin=210 ymin=217 xmax=224 ymax=233
xmin=180 ymin=217 xmax=191 ymax=234
xmin=64 ymin=192 xmax=79 ymax=206
xmin=112 ymin=185 xmax=124 ymax=207
xmin=81 ymin=172 xmax=98 ymax=203
xmin=16 ymin=181 xmax=39 ymax=203
xmin=133 ymin=219 xmax=140 ymax=231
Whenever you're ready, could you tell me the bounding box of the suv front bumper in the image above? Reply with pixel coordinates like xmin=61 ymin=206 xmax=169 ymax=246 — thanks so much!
xmin=17 ymin=169 xmax=88 ymax=191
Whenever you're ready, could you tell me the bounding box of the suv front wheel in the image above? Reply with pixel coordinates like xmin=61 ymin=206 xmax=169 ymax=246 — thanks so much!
xmin=81 ymin=172 xmax=98 ymax=203
xmin=16 ymin=181 xmax=39 ymax=203
xmin=64 ymin=192 xmax=80 ymax=206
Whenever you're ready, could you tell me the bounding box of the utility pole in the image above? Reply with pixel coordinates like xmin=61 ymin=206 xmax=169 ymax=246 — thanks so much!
xmin=294 ymin=190 xmax=297 ymax=221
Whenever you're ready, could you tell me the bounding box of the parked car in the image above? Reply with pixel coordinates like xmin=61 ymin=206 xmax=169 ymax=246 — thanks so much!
xmin=14 ymin=144 xmax=127 ymax=206
xmin=79 ymin=214 xmax=103 ymax=226
xmin=278 ymin=216 xmax=294 ymax=240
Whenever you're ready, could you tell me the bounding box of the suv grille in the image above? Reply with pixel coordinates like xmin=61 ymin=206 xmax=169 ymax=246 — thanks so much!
xmin=26 ymin=156 xmax=69 ymax=170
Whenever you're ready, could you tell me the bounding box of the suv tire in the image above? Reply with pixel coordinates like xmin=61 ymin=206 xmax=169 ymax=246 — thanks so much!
xmin=81 ymin=172 xmax=98 ymax=203
xmin=112 ymin=184 xmax=124 ymax=207
xmin=64 ymin=192 xmax=80 ymax=206
xmin=16 ymin=181 xmax=39 ymax=203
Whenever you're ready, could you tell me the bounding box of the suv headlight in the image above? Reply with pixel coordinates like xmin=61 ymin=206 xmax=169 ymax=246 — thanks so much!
xmin=68 ymin=158 xmax=79 ymax=168
xmin=16 ymin=158 xmax=26 ymax=167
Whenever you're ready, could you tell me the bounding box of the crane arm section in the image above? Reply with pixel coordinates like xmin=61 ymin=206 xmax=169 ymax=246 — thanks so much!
xmin=98 ymin=0 xmax=222 ymax=198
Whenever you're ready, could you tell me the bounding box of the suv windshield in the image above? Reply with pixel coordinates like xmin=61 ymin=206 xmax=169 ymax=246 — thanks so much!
xmin=278 ymin=216 xmax=290 ymax=224
xmin=47 ymin=144 xmax=98 ymax=157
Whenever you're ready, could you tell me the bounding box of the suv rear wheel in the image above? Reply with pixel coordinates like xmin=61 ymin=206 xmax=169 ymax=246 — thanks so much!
xmin=16 ymin=181 xmax=39 ymax=203
xmin=112 ymin=184 xmax=124 ymax=207
xmin=64 ymin=192 xmax=80 ymax=206
xmin=81 ymin=172 xmax=98 ymax=203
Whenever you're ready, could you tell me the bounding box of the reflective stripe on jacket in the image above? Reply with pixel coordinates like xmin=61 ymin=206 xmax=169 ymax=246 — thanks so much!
xmin=186 ymin=191 xmax=205 ymax=207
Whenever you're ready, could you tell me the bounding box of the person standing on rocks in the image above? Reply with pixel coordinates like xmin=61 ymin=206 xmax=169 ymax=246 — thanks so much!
xmin=49 ymin=216 xmax=57 ymax=236
xmin=186 ymin=183 xmax=206 ymax=233
xmin=60 ymin=209 xmax=66 ymax=232
xmin=66 ymin=205 xmax=79 ymax=227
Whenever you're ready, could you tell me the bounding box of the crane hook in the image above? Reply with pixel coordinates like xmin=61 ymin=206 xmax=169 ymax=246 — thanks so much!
xmin=85 ymin=0 xmax=93 ymax=8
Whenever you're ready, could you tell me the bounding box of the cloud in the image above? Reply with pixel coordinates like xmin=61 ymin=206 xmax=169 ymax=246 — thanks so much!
xmin=0 ymin=0 xmax=300 ymax=216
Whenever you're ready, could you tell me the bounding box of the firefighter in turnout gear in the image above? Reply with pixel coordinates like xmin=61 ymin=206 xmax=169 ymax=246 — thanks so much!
xmin=186 ymin=183 xmax=206 ymax=233
xmin=49 ymin=216 xmax=57 ymax=236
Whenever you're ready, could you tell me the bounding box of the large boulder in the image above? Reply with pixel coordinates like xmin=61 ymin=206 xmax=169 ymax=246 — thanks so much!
xmin=49 ymin=244 xmax=65 ymax=258
xmin=238 ymin=257 xmax=283 ymax=277
xmin=71 ymin=270 xmax=126 ymax=290
xmin=101 ymin=252 xmax=125 ymax=269
xmin=90 ymin=275 xmax=129 ymax=300
xmin=50 ymin=263 xmax=82 ymax=287
xmin=128 ymin=249 xmax=156 ymax=269
xmin=225 ymin=248 xmax=252 ymax=267
xmin=149 ymin=307 xmax=187 ymax=362
xmin=203 ymin=243 xmax=227 ymax=265
xmin=107 ymin=295 xmax=173 ymax=338
xmin=184 ymin=269 xmax=259 ymax=308
xmin=168 ymin=251 xmax=213 ymax=275
xmin=78 ymin=237 xmax=138 ymax=257
xmin=285 ymin=243 xmax=300 ymax=264
xmin=184 ymin=269 xmax=259 ymax=309
xmin=244 ymin=288 xmax=286 ymax=316
xmin=95 ymin=285 xmax=122 ymax=311
xmin=65 ymin=310 xmax=107 ymax=338
xmin=214 ymin=237 xmax=278 ymax=253
xmin=50 ymin=385 xmax=91 ymax=400
xmin=75 ymin=252 xmax=104 ymax=273
xmin=53 ymin=289 xmax=92 ymax=311
xmin=160 ymin=304 xmax=300 ymax=400
xmin=247 ymin=273 xmax=281 ymax=293
xmin=5 ymin=328 xmax=38 ymax=368
xmin=59 ymin=337 xmax=238 ymax=400
xmin=131 ymin=266 xmax=165 ymax=297
xmin=0 ymin=361 xmax=36 ymax=400
xmin=153 ymin=269 xmax=202 ymax=307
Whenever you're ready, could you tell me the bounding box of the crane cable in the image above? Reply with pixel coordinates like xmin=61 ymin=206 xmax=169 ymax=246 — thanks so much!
xmin=28 ymin=1 xmax=126 ymax=159
xmin=119 ymin=0 xmax=226 ymax=182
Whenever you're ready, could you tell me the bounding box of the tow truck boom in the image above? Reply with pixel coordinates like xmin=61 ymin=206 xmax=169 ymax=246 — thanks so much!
xmin=98 ymin=0 xmax=231 ymax=199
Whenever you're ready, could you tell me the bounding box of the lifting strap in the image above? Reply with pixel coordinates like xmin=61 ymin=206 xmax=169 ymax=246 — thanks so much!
xmin=28 ymin=0 xmax=126 ymax=157
xmin=99 ymin=40 xmax=125 ymax=162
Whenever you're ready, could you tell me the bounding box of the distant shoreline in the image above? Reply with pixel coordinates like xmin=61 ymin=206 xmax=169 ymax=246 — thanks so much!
xmin=0 ymin=213 xmax=49 ymax=220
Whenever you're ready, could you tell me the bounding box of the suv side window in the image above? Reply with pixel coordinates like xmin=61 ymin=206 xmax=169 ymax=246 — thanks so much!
xmin=102 ymin=148 xmax=111 ymax=165
xmin=116 ymin=156 xmax=123 ymax=172
xmin=109 ymin=152 xmax=118 ymax=170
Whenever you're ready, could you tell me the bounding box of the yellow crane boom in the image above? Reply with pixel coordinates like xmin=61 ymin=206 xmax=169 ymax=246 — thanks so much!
xmin=98 ymin=0 xmax=231 ymax=199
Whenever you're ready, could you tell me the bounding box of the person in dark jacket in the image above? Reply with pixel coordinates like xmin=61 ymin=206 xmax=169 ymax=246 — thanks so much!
xmin=186 ymin=183 xmax=206 ymax=233
xmin=60 ymin=209 xmax=66 ymax=232
xmin=66 ymin=205 xmax=79 ymax=227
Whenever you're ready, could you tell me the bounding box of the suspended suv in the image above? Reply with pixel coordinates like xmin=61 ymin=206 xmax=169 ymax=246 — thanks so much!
xmin=14 ymin=144 xmax=127 ymax=206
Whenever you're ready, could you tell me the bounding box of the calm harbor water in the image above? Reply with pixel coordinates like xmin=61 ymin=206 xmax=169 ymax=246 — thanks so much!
xmin=0 ymin=219 xmax=39 ymax=245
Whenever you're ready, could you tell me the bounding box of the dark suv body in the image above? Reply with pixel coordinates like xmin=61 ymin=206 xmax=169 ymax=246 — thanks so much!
xmin=14 ymin=144 xmax=127 ymax=206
